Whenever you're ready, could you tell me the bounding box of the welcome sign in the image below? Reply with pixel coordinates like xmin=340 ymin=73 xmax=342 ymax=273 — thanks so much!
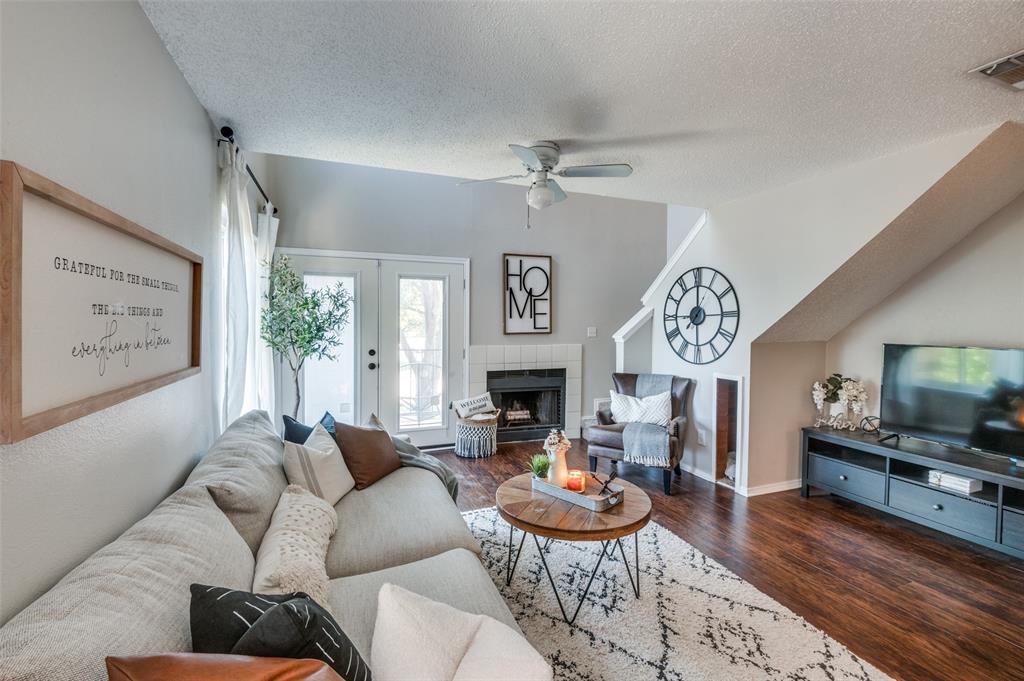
xmin=0 ymin=161 xmax=202 ymax=443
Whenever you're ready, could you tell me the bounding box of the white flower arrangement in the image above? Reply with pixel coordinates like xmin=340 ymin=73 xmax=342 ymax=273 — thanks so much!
xmin=838 ymin=378 xmax=869 ymax=416
xmin=811 ymin=382 xmax=828 ymax=411
xmin=544 ymin=429 xmax=570 ymax=450
xmin=811 ymin=373 xmax=868 ymax=430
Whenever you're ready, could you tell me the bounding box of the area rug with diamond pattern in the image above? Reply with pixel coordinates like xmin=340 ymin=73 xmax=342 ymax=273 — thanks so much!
xmin=462 ymin=507 xmax=891 ymax=681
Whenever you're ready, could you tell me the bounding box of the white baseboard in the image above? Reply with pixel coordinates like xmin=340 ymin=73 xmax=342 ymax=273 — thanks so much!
xmin=677 ymin=460 xmax=716 ymax=484
xmin=738 ymin=479 xmax=802 ymax=497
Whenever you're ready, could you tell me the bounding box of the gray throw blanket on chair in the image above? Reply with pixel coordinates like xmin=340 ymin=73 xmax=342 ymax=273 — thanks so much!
xmin=622 ymin=373 xmax=674 ymax=468
xmin=393 ymin=435 xmax=459 ymax=501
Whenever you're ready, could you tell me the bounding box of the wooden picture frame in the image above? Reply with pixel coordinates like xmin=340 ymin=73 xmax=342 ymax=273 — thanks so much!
xmin=502 ymin=253 xmax=552 ymax=335
xmin=0 ymin=161 xmax=202 ymax=443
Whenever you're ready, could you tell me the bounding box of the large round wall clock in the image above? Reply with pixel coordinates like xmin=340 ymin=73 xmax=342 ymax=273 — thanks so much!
xmin=663 ymin=266 xmax=739 ymax=365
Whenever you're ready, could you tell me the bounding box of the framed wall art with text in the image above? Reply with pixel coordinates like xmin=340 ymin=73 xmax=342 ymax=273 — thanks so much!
xmin=0 ymin=161 xmax=202 ymax=443
xmin=503 ymin=253 xmax=552 ymax=335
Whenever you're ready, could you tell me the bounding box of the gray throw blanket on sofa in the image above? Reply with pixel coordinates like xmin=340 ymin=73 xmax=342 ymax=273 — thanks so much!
xmin=393 ymin=435 xmax=459 ymax=501
xmin=622 ymin=373 xmax=674 ymax=468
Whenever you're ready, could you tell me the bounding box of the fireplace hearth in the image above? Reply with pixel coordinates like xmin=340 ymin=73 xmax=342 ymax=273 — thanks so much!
xmin=487 ymin=369 xmax=566 ymax=442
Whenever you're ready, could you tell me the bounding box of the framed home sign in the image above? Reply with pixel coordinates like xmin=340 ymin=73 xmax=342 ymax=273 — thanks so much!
xmin=503 ymin=253 xmax=552 ymax=335
xmin=0 ymin=161 xmax=202 ymax=443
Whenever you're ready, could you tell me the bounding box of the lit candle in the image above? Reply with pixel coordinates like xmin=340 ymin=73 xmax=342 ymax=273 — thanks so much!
xmin=566 ymin=469 xmax=585 ymax=493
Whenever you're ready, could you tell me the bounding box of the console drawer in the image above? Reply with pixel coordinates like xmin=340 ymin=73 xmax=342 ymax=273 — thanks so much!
xmin=1003 ymin=510 xmax=1024 ymax=551
xmin=807 ymin=454 xmax=885 ymax=503
xmin=889 ymin=479 xmax=997 ymax=540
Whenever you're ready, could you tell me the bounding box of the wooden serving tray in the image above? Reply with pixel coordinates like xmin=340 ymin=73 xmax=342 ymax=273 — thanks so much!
xmin=531 ymin=476 xmax=625 ymax=512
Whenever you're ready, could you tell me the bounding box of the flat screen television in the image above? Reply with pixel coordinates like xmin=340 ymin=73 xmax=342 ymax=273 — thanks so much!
xmin=880 ymin=344 xmax=1024 ymax=459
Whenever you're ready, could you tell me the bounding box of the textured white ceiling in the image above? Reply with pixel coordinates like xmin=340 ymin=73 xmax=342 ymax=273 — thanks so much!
xmin=142 ymin=1 xmax=1024 ymax=207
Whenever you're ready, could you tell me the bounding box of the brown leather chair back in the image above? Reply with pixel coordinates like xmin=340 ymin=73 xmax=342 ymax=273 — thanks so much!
xmin=612 ymin=373 xmax=692 ymax=420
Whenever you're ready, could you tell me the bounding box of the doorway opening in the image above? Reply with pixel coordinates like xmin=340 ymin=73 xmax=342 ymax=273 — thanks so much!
xmin=714 ymin=376 xmax=741 ymax=489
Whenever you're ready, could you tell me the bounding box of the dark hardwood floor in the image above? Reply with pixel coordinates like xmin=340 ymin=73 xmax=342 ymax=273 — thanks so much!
xmin=432 ymin=439 xmax=1024 ymax=681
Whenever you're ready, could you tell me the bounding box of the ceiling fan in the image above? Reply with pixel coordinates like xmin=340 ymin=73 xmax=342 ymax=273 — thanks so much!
xmin=458 ymin=141 xmax=633 ymax=210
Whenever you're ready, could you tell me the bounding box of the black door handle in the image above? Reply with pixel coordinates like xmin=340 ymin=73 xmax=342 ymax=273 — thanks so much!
xmin=368 ymin=362 xmax=377 ymax=370
xmin=368 ymin=349 xmax=376 ymax=356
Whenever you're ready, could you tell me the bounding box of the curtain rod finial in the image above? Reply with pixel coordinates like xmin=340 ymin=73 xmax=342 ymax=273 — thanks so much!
xmin=220 ymin=125 xmax=234 ymax=142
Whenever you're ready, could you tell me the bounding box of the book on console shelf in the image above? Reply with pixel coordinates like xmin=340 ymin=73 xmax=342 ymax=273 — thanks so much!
xmin=927 ymin=470 xmax=982 ymax=494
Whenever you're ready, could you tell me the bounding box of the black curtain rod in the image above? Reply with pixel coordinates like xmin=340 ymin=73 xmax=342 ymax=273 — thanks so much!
xmin=217 ymin=126 xmax=277 ymax=214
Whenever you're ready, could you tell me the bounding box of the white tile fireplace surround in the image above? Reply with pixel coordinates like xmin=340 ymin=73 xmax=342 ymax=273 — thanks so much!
xmin=468 ymin=344 xmax=583 ymax=438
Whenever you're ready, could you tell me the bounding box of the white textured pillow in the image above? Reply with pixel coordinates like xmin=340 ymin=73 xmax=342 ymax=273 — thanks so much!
xmin=283 ymin=423 xmax=355 ymax=505
xmin=371 ymin=583 xmax=552 ymax=681
xmin=253 ymin=485 xmax=338 ymax=608
xmin=609 ymin=390 xmax=671 ymax=427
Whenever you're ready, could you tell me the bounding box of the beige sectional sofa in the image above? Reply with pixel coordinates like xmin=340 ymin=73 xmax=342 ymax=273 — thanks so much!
xmin=0 ymin=410 xmax=519 ymax=680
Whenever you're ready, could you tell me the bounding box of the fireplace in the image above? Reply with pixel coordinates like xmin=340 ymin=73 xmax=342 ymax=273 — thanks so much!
xmin=486 ymin=369 xmax=566 ymax=442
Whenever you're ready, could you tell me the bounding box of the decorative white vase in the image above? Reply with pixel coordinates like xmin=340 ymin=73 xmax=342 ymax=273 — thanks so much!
xmin=546 ymin=445 xmax=570 ymax=487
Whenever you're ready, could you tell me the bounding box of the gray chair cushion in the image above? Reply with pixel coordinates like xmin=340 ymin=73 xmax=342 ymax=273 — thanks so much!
xmin=186 ymin=410 xmax=288 ymax=554
xmin=584 ymin=422 xmax=627 ymax=449
xmin=0 ymin=485 xmax=254 ymax=681
xmin=327 ymin=548 xmax=519 ymax=660
xmin=325 ymin=467 xmax=480 ymax=579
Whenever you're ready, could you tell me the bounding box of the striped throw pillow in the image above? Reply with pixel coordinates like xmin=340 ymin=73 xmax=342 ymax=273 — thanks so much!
xmin=282 ymin=423 xmax=355 ymax=505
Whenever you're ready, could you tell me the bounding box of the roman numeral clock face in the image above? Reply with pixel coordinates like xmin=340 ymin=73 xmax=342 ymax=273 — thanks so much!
xmin=663 ymin=266 xmax=739 ymax=365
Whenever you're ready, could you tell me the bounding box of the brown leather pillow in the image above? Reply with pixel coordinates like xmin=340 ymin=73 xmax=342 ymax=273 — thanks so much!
xmin=332 ymin=420 xmax=401 ymax=489
xmin=105 ymin=654 xmax=344 ymax=680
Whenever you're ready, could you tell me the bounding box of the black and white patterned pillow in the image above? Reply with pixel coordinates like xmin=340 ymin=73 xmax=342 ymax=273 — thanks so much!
xmin=190 ymin=584 xmax=370 ymax=681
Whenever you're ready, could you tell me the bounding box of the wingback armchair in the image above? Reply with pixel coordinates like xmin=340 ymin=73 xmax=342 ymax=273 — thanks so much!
xmin=584 ymin=372 xmax=693 ymax=495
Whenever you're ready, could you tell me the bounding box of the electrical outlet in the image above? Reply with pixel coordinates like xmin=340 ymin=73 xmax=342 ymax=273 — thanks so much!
xmin=587 ymin=326 xmax=598 ymax=338
xmin=696 ymin=428 xmax=707 ymax=446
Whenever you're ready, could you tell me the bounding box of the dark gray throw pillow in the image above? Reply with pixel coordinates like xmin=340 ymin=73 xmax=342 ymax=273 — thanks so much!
xmin=282 ymin=412 xmax=336 ymax=443
xmin=190 ymin=584 xmax=370 ymax=681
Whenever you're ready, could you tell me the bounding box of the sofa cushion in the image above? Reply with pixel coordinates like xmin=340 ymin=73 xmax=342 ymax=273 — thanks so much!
xmin=0 ymin=485 xmax=254 ymax=681
xmin=186 ymin=410 xmax=288 ymax=553
xmin=371 ymin=584 xmax=550 ymax=681
xmin=105 ymin=654 xmax=344 ymax=681
xmin=327 ymin=548 xmax=520 ymax=660
xmin=584 ymin=422 xmax=627 ymax=449
xmin=325 ymin=467 xmax=479 ymax=579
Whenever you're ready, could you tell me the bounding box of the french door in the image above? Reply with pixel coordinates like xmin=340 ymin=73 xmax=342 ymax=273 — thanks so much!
xmin=280 ymin=251 xmax=466 ymax=447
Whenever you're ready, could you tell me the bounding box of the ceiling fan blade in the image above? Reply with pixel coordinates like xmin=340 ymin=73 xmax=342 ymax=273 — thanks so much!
xmin=457 ymin=173 xmax=528 ymax=185
xmin=509 ymin=144 xmax=544 ymax=171
xmin=556 ymin=163 xmax=633 ymax=178
xmin=547 ymin=178 xmax=567 ymax=203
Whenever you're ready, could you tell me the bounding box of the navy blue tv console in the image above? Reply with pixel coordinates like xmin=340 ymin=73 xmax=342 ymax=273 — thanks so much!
xmin=801 ymin=427 xmax=1024 ymax=559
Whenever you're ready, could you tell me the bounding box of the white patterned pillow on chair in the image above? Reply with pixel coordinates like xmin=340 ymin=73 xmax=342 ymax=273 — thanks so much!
xmin=609 ymin=390 xmax=671 ymax=427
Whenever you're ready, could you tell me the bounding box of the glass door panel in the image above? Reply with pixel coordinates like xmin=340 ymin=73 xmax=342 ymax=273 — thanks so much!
xmin=379 ymin=260 xmax=465 ymax=446
xmin=303 ymin=274 xmax=357 ymax=425
xmin=281 ymin=255 xmax=378 ymax=426
xmin=398 ymin=277 xmax=446 ymax=430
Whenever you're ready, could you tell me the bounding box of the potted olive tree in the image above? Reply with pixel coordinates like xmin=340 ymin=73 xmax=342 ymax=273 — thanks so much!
xmin=260 ymin=256 xmax=352 ymax=418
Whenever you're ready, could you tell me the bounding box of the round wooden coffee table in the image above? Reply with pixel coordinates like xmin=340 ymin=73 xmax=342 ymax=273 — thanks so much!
xmin=495 ymin=473 xmax=652 ymax=624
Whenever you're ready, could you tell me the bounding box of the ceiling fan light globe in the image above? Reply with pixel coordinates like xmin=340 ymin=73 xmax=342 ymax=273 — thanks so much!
xmin=527 ymin=183 xmax=554 ymax=210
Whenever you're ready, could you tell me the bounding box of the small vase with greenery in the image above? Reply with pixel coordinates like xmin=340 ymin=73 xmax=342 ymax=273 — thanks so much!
xmin=260 ymin=256 xmax=353 ymax=418
xmin=529 ymin=453 xmax=550 ymax=480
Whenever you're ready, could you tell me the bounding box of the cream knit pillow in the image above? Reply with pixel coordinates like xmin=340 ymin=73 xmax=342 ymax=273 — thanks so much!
xmin=253 ymin=485 xmax=338 ymax=608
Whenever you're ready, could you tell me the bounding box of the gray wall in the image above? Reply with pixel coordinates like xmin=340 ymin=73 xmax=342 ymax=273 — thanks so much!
xmin=260 ymin=154 xmax=667 ymax=410
xmin=0 ymin=1 xmax=221 ymax=622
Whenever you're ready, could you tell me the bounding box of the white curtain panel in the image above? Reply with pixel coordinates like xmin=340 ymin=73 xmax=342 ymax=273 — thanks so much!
xmin=217 ymin=143 xmax=257 ymax=430
xmin=254 ymin=206 xmax=279 ymax=420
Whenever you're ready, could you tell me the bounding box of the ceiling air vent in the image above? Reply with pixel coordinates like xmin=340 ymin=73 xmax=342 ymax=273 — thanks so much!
xmin=970 ymin=50 xmax=1024 ymax=90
